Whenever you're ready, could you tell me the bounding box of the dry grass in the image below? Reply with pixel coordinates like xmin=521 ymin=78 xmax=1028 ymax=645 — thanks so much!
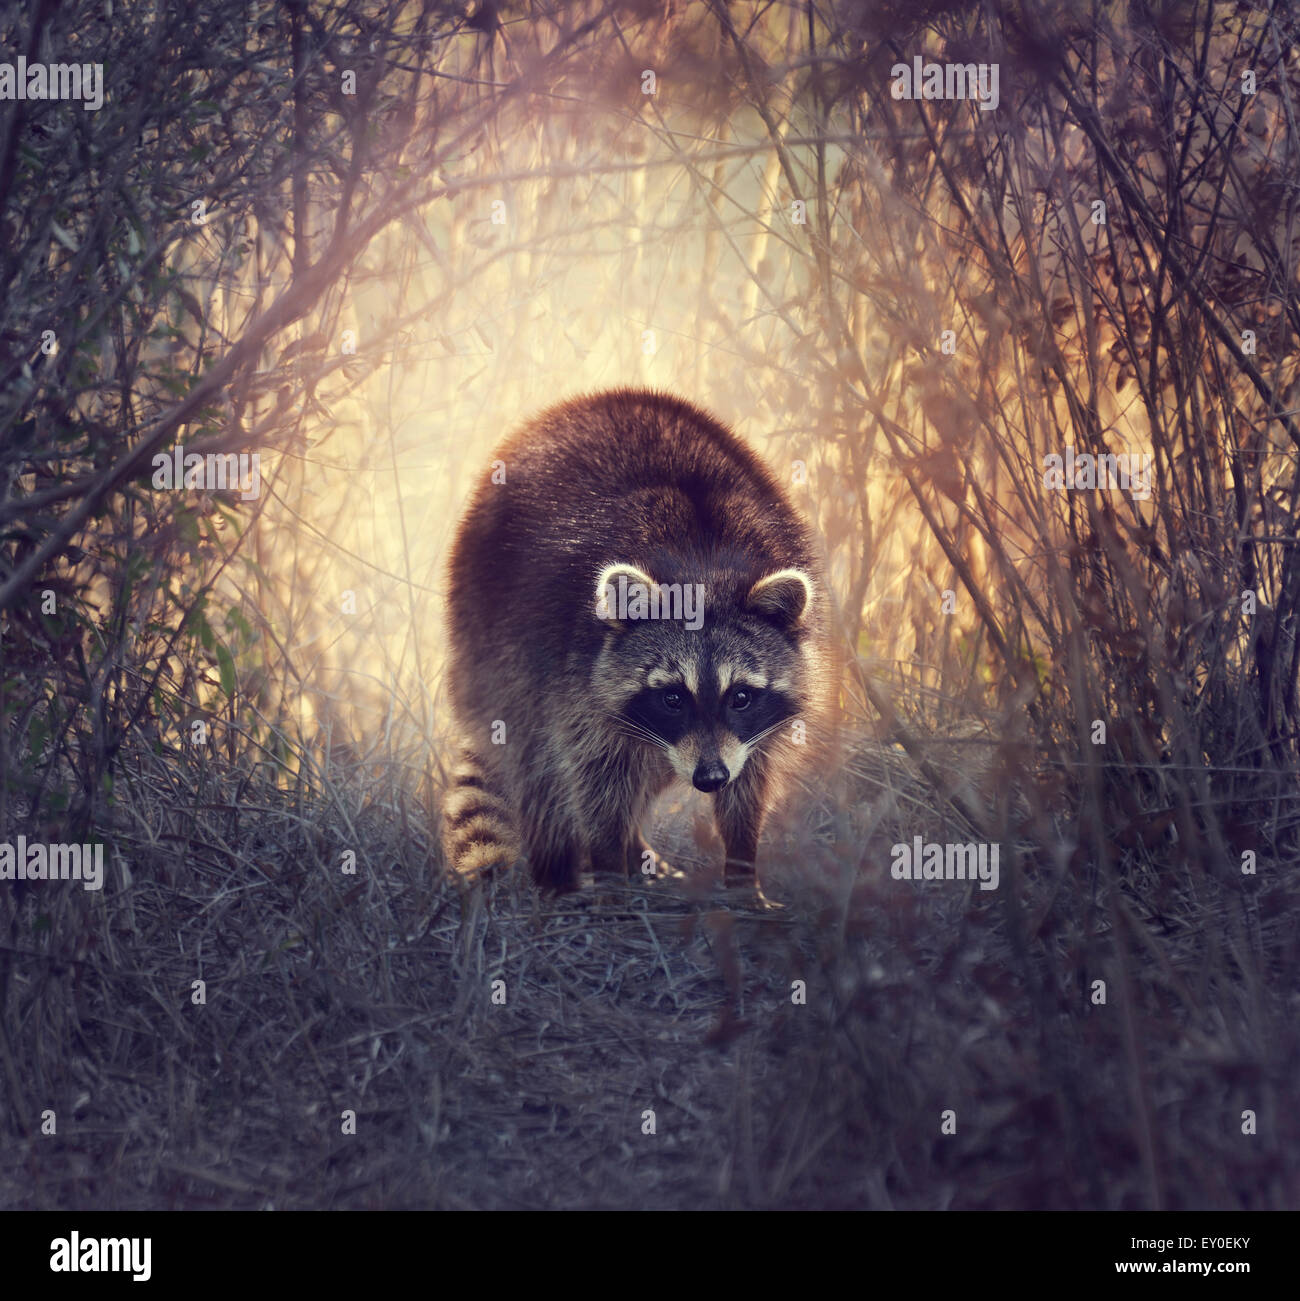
xmin=3 ymin=710 xmax=1295 ymax=1211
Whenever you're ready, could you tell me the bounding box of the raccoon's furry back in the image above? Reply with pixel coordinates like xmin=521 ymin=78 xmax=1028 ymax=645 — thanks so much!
xmin=441 ymin=387 xmax=836 ymax=889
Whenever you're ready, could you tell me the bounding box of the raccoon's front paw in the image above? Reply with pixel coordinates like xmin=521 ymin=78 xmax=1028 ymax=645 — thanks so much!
xmin=719 ymin=873 xmax=784 ymax=911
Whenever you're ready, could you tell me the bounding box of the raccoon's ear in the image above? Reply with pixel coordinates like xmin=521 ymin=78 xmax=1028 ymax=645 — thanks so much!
xmin=747 ymin=568 xmax=814 ymax=627
xmin=594 ymin=562 xmax=657 ymax=631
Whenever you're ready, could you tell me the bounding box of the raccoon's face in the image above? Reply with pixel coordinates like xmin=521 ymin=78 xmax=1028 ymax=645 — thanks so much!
xmin=592 ymin=563 xmax=814 ymax=790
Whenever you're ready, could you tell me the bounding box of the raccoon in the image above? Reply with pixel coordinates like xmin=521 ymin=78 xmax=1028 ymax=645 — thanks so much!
xmin=441 ymin=388 xmax=833 ymax=899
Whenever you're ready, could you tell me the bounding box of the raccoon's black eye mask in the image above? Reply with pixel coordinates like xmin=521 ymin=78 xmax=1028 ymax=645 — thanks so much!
xmin=729 ymin=687 xmax=794 ymax=743
xmin=627 ymin=685 xmax=694 ymax=743
xmin=624 ymin=681 xmax=792 ymax=747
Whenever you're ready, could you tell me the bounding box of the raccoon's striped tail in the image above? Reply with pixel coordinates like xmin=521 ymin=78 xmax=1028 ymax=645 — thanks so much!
xmin=441 ymin=749 xmax=521 ymax=883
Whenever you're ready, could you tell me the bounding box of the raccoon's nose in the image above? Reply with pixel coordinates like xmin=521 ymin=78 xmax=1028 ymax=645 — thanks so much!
xmin=693 ymin=760 xmax=729 ymax=792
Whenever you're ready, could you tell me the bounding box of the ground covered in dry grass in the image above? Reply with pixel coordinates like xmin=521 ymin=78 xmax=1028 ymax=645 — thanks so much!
xmin=2 ymin=726 xmax=1295 ymax=1211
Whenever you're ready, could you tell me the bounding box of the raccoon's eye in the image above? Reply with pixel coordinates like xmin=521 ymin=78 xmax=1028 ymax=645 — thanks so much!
xmin=661 ymin=689 xmax=684 ymax=712
xmin=729 ymin=687 xmax=754 ymax=711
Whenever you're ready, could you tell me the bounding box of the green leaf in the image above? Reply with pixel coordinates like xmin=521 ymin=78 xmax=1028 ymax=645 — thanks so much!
xmin=28 ymin=715 xmax=48 ymax=762
xmin=215 ymin=640 xmax=236 ymax=698
xmin=193 ymin=608 xmax=215 ymax=652
xmin=224 ymin=606 xmax=255 ymax=645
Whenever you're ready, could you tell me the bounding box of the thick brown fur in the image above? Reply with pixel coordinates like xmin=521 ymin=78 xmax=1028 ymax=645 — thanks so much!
xmin=442 ymin=388 xmax=835 ymax=896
